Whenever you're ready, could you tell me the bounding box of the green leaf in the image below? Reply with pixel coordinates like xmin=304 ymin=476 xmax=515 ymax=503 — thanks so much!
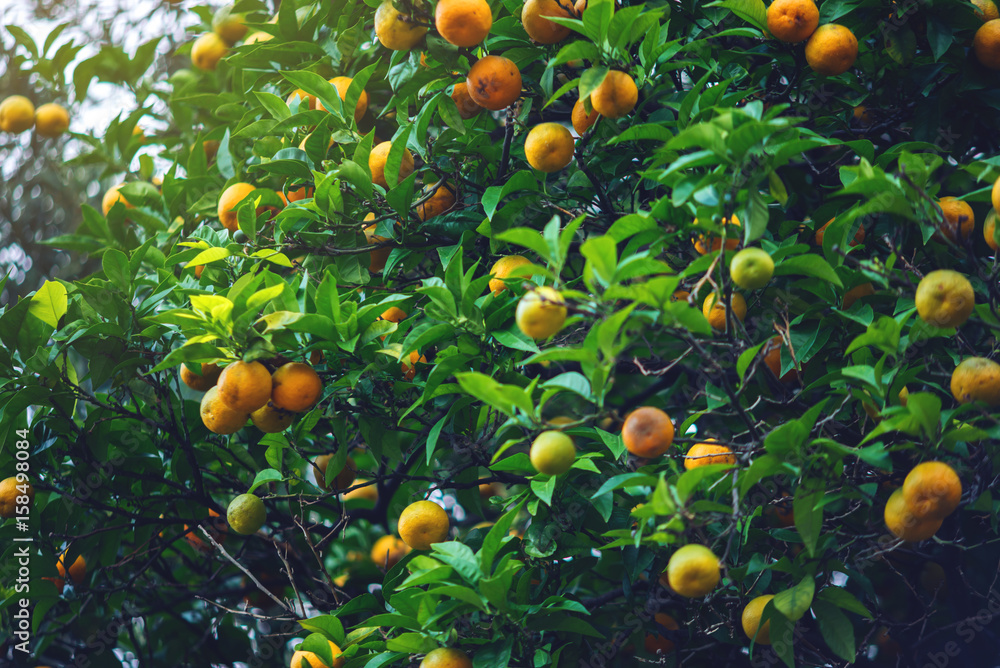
xmin=255 ymin=91 xmax=292 ymax=121
xmin=579 ymin=65 xmax=609 ymax=100
xmin=845 ymin=316 xmax=900 ymax=356
xmin=773 ymin=254 xmax=844 ymax=287
xmin=102 ymin=249 xmax=131 ymax=291
xmin=817 ymin=586 xmax=873 ymax=619
xmin=298 ymin=615 xmax=345 ymax=645
xmin=813 ymin=600 xmax=856 ymax=663
xmin=590 ymin=473 xmax=658 ymax=498
xmin=710 ymin=0 xmax=767 ymax=31
xmin=454 ymin=372 xmax=534 ymax=417
xmin=773 ymin=575 xmax=815 ymax=621
xmin=904 ymin=391 xmax=941 ymax=440
xmin=28 ymin=280 xmax=68 ymax=329
xmin=431 ymin=542 xmax=482 ymax=584
xmin=480 ymin=498 xmax=526 ymax=574
xmin=737 ymin=341 xmax=766 ymax=384
xmin=581 ymin=235 xmax=617 ymax=286
xmin=531 ymin=475 xmax=557 ymax=506
xmin=248 ymin=468 xmax=284 ymax=493
xmin=793 ymin=486 xmax=824 ymax=557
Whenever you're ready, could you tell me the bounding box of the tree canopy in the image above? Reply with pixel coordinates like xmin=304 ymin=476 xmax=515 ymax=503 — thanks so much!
xmin=2 ymin=0 xmax=1000 ymax=666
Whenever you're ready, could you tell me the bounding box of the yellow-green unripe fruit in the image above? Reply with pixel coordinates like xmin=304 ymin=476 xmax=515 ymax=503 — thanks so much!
xmin=530 ymin=430 xmax=576 ymax=475
xmin=227 ymin=493 xmax=266 ymax=535
xmin=729 ymin=247 xmax=774 ymax=290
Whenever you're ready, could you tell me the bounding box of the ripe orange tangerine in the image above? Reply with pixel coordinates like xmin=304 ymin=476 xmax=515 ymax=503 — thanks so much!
xmin=466 ymin=56 xmax=522 ymax=111
xmin=621 ymin=406 xmax=674 ymax=458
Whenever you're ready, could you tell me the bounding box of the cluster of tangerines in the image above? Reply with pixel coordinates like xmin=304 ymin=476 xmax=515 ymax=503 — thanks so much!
xmin=189 ymin=6 xmax=257 ymax=71
xmin=0 ymin=95 xmax=70 ymax=138
xmin=181 ymin=358 xmax=323 ymax=435
xmin=765 ymin=0 xmax=858 ymax=76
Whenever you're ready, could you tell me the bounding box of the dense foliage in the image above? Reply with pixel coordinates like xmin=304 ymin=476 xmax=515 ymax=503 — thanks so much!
xmin=2 ymin=0 xmax=1000 ymax=666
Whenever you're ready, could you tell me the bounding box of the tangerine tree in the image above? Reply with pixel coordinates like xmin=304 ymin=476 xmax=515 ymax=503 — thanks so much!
xmin=2 ymin=0 xmax=1000 ymax=666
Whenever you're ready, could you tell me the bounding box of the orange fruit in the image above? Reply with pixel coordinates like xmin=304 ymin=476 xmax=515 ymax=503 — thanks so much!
xmin=884 ymin=488 xmax=942 ymax=542
xmin=515 ymin=286 xmax=567 ymax=339
xmin=398 ymin=499 xmax=450 ymax=550
xmin=270 ymin=362 xmax=322 ymax=412
xmin=693 ymin=214 xmax=741 ymax=254
xmin=524 ymin=122 xmax=575 ymax=172
xmin=590 ymin=70 xmax=638 ymax=118
xmin=279 ymin=186 xmax=313 ymax=205
xmin=343 ymin=479 xmax=378 ymax=504
xmin=683 ymin=440 xmax=736 ymax=469
xmin=381 ymin=306 xmax=408 ymax=323
xmin=993 ymin=174 xmax=1000 ymax=212
xmin=974 ymin=19 xmax=1000 ymax=69
xmin=973 ymin=0 xmax=1000 ymax=21
xmin=914 ymin=269 xmax=974 ymax=328
xmin=200 ymin=386 xmax=250 ymax=434
xmin=571 ymin=97 xmax=600 ymax=134
xmin=364 ymin=213 xmax=392 ymax=273
xmin=250 ymin=403 xmax=294 ymax=433
xmin=289 ymin=639 xmax=345 ymax=668
xmin=643 ymin=612 xmax=679 ymax=654
xmin=489 ymin=255 xmax=533 ymax=295
xmin=375 ymin=0 xmax=429 ymax=50
xmin=621 ymin=406 xmax=674 ymax=458
xmin=853 ymin=105 xmax=873 ymax=126
xmin=202 ymin=139 xmax=221 ymax=162
xmin=937 ymin=197 xmax=975 ymax=242
xmin=804 ymin=24 xmax=858 ymax=76
xmin=56 ymin=551 xmax=87 ymax=585
xmin=522 ymin=0 xmax=573 ymax=44
xmin=766 ymin=0 xmax=819 ymax=42
xmin=315 ymin=454 xmax=358 ymax=491
xmin=466 ymin=55 xmax=522 ymax=111
xmin=370 ymin=535 xmax=411 ymax=568
xmin=984 ymin=210 xmax=998 ymax=250
xmin=34 ymin=103 xmax=70 ymax=138
xmin=182 ymin=509 xmax=228 ymax=552
xmin=664 ymin=544 xmax=721 ymax=598
xmin=742 ymin=595 xmax=775 ymax=645
xmin=369 ymin=140 xmax=415 ymax=189
xmin=765 ymin=493 xmax=795 ymax=527
xmin=902 ymin=461 xmax=962 ymax=521
xmin=420 ymin=648 xmax=472 ymax=668
xmin=286 ymin=89 xmax=318 ymax=111
xmin=0 ymin=477 xmax=34 ymax=518
xmin=702 ymin=292 xmax=748 ymax=331
xmin=950 ymin=357 xmax=1000 ymax=406
xmin=191 ymin=32 xmax=229 ymax=70
xmin=842 ymin=282 xmax=874 ymax=309
xmin=320 ymin=76 xmax=368 ymax=122
xmin=0 ymin=95 xmax=35 ymax=133
xmin=417 ymin=182 xmax=457 ymax=220
xmin=181 ymin=362 xmax=222 ymax=392
xmin=213 ymin=13 xmax=247 ymax=45
xmin=102 ymin=183 xmax=133 ymax=216
xmin=435 ymin=0 xmax=493 ymax=46
xmin=217 ymin=182 xmax=257 ymax=233
xmin=451 ymin=82 xmax=483 ymax=119
xmin=762 ymin=336 xmax=798 ymax=382
xmin=814 ymin=218 xmax=864 ymax=246
xmin=217 ymin=360 xmax=273 ymax=413
xmin=402 ymin=350 xmax=427 ymax=380
xmin=244 ymin=31 xmax=274 ymax=45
